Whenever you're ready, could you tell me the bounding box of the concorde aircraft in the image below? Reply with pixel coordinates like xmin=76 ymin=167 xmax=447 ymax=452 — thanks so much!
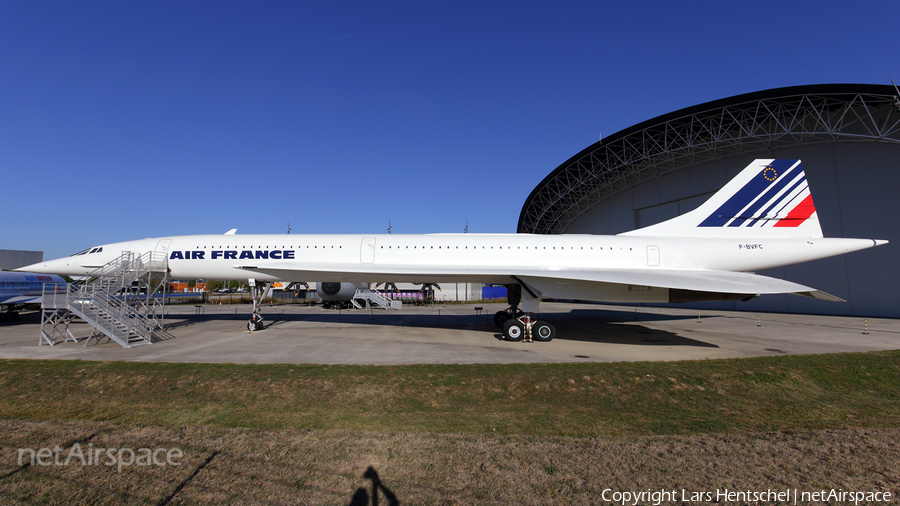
xmin=19 ymin=159 xmax=888 ymax=341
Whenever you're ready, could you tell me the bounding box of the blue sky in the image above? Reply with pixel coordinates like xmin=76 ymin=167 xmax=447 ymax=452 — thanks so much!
xmin=3 ymin=0 xmax=898 ymax=260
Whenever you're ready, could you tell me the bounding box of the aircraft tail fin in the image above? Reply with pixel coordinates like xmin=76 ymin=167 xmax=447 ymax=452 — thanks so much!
xmin=622 ymin=159 xmax=824 ymax=238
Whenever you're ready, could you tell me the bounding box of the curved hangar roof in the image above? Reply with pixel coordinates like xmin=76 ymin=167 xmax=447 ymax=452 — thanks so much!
xmin=518 ymin=84 xmax=900 ymax=235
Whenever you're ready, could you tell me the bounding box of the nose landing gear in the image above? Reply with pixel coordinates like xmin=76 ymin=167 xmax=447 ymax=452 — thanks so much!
xmin=248 ymin=314 xmax=263 ymax=332
xmin=247 ymin=279 xmax=271 ymax=332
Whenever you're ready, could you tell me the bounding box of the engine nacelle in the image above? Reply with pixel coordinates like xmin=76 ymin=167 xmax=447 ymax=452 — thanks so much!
xmin=316 ymin=282 xmax=367 ymax=301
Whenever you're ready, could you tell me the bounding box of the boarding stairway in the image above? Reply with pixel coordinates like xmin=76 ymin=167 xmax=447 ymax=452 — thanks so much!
xmin=40 ymin=252 xmax=169 ymax=348
xmin=351 ymin=287 xmax=399 ymax=310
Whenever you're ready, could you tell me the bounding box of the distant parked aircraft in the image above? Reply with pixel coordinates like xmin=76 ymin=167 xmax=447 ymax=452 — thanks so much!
xmin=0 ymin=271 xmax=66 ymax=320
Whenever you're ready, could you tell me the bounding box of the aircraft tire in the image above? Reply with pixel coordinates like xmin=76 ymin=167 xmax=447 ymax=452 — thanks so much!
xmin=493 ymin=311 xmax=510 ymax=328
xmin=533 ymin=321 xmax=556 ymax=342
xmin=503 ymin=319 xmax=524 ymax=341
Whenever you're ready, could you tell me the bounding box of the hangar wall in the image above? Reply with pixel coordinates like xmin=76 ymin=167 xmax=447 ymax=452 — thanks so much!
xmin=0 ymin=250 xmax=43 ymax=271
xmin=564 ymin=143 xmax=900 ymax=317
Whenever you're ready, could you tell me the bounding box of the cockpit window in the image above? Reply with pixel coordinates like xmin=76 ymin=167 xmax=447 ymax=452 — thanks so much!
xmin=71 ymin=246 xmax=103 ymax=256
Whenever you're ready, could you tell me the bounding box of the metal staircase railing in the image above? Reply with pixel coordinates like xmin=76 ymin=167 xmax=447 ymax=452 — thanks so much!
xmin=94 ymin=251 xmax=167 ymax=294
xmin=40 ymin=251 xmax=169 ymax=348
xmin=68 ymin=285 xmax=156 ymax=346
xmin=352 ymin=287 xmax=395 ymax=310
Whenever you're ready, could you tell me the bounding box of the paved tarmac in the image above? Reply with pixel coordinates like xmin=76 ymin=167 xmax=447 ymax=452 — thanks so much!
xmin=0 ymin=302 xmax=897 ymax=364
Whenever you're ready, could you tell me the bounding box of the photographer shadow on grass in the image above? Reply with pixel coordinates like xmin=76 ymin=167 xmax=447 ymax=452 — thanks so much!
xmin=347 ymin=466 xmax=399 ymax=506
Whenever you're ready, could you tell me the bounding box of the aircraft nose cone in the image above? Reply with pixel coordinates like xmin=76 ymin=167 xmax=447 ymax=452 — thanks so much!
xmin=15 ymin=263 xmax=49 ymax=273
xmin=16 ymin=261 xmax=65 ymax=274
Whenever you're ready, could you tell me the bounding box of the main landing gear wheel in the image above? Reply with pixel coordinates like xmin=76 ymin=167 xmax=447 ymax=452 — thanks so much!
xmin=532 ymin=320 xmax=556 ymax=342
xmin=493 ymin=309 xmax=524 ymax=328
xmin=493 ymin=310 xmax=509 ymax=328
xmin=494 ymin=283 xmax=524 ymax=328
xmin=502 ymin=319 xmax=524 ymax=341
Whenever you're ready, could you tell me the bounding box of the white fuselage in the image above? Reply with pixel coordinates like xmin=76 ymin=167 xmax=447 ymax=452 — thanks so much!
xmin=24 ymin=233 xmax=876 ymax=284
xmin=17 ymin=159 xmax=887 ymax=314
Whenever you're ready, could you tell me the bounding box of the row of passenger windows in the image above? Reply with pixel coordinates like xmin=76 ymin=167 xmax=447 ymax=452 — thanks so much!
xmin=190 ymin=245 xmax=634 ymax=251
xmin=377 ymin=245 xmax=633 ymax=250
xmin=1 ymin=281 xmax=46 ymax=288
xmin=74 ymin=243 xmax=636 ymax=257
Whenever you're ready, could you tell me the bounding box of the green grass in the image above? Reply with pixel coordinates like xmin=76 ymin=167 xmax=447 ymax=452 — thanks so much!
xmin=1 ymin=351 xmax=899 ymax=437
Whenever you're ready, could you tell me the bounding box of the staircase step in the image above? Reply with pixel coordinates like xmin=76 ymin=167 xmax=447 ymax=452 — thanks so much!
xmin=56 ymin=250 xmax=167 ymax=349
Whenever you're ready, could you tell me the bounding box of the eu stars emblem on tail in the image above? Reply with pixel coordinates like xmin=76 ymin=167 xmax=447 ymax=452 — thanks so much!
xmin=694 ymin=159 xmax=817 ymax=231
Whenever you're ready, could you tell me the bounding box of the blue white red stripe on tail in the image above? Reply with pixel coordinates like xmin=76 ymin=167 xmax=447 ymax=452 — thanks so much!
xmin=699 ymin=160 xmax=815 ymax=228
xmin=621 ymin=159 xmax=824 ymax=238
